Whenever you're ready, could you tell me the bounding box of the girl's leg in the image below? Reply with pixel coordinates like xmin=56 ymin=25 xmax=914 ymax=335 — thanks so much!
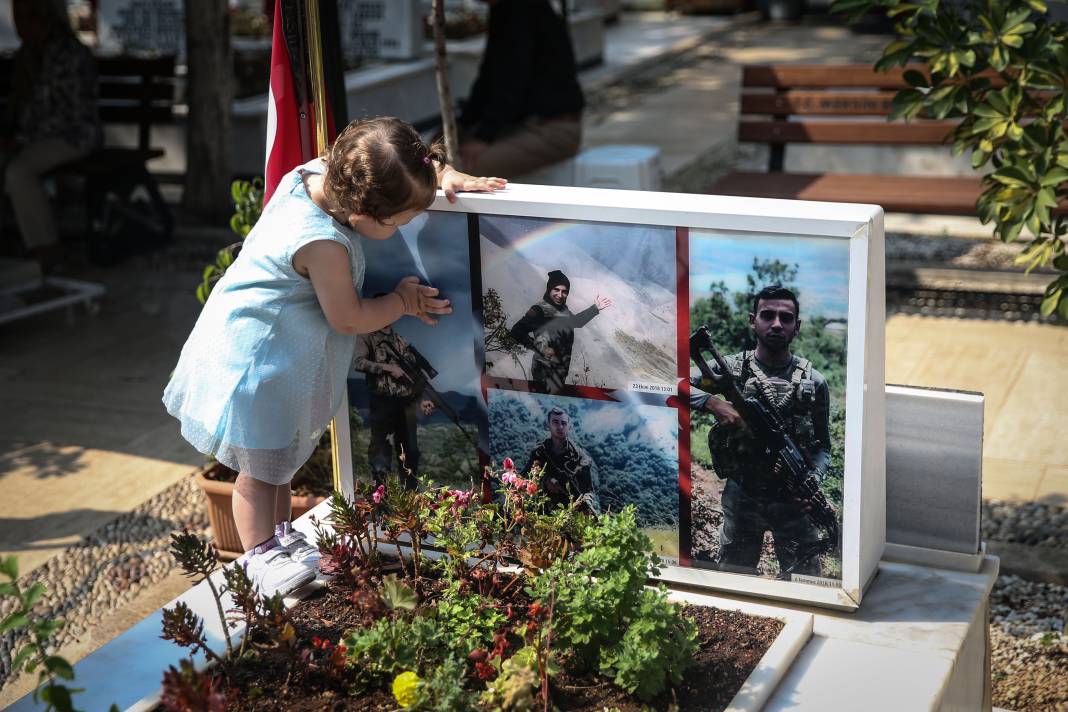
xmin=233 ymin=472 xmax=279 ymax=551
xmin=274 ymin=483 xmax=292 ymax=524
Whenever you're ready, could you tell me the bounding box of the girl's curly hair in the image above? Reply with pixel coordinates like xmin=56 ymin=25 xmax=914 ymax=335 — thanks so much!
xmin=322 ymin=117 xmax=446 ymax=224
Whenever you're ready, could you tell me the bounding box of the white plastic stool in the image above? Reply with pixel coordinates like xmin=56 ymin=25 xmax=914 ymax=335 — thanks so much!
xmin=573 ymin=144 xmax=662 ymax=191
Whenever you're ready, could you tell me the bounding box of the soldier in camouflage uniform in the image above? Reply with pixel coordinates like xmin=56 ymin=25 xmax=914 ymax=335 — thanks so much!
xmin=353 ymin=325 xmax=436 ymax=490
xmin=508 ymin=270 xmax=611 ymax=393
xmin=523 ymin=407 xmax=601 ymax=514
xmin=691 ymin=285 xmax=832 ymax=577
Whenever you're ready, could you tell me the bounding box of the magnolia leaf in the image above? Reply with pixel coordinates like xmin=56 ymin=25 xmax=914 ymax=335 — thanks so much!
xmin=890 ymin=89 xmax=926 ymax=120
xmin=992 ymin=166 xmax=1032 ymax=187
xmin=1001 ymin=33 xmax=1025 ymax=49
xmin=1025 ymin=0 xmax=1046 ymax=11
xmin=1036 ymin=188 xmax=1059 ymax=210
xmin=23 ymin=582 xmax=46 ymax=610
xmin=0 ymin=612 xmax=30 ymax=634
xmin=381 ymin=574 xmax=417 ymax=610
xmin=12 ymin=644 xmax=37 ymax=673
xmin=1039 ymin=168 xmax=1068 ymax=188
xmin=1003 ymin=8 xmax=1033 ymax=32
xmin=44 ymin=655 xmax=75 ymax=681
xmin=903 ymin=69 xmax=929 ymax=88
xmin=1040 ymin=291 xmax=1060 ymax=316
xmin=972 ymin=149 xmax=990 ymax=169
xmin=1027 ymin=212 xmax=1043 ymax=236
xmin=1059 ymin=294 xmax=1068 ymax=320
xmin=991 ymin=45 xmax=1008 ymax=72
xmin=1052 ymin=254 xmax=1068 ymax=271
xmin=0 ymin=556 xmax=17 ymax=580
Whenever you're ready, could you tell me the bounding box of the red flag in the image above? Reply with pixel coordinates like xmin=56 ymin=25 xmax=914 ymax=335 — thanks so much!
xmin=264 ymin=0 xmax=313 ymax=205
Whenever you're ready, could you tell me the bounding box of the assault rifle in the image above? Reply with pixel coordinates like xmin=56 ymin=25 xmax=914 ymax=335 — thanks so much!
xmin=380 ymin=339 xmax=479 ymax=451
xmin=689 ymin=326 xmax=839 ymax=576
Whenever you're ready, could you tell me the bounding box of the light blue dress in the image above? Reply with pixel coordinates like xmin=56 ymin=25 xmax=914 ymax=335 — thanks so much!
xmin=163 ymin=159 xmax=365 ymax=484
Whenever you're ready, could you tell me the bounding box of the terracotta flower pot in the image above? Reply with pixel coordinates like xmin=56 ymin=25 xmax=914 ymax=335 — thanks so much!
xmin=194 ymin=462 xmax=327 ymax=561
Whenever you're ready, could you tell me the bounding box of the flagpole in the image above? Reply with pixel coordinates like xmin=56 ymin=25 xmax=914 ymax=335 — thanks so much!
xmin=303 ymin=0 xmax=343 ymax=494
xmin=304 ymin=0 xmax=330 ymax=154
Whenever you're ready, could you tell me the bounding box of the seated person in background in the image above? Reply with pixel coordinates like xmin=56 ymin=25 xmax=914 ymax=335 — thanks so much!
xmin=458 ymin=0 xmax=585 ymax=179
xmin=2 ymin=0 xmax=101 ymax=268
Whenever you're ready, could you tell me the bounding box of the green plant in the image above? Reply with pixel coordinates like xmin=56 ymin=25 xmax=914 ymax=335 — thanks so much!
xmin=599 ymin=587 xmax=699 ymax=700
xmin=169 ymin=531 xmax=234 ymax=658
xmin=530 ymin=507 xmax=698 ymax=701
xmin=409 ymin=655 xmax=481 ymax=711
xmin=434 ymin=580 xmax=506 ymax=653
xmin=0 ymin=556 xmax=87 ymax=712
xmin=196 ymin=178 xmax=263 ymax=304
xmin=342 ymin=614 xmax=448 ymax=690
xmin=832 ymin=0 xmax=1068 ymax=318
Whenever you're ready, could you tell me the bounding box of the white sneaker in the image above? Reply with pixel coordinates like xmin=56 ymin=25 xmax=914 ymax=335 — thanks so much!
xmin=275 ymin=521 xmax=321 ymax=570
xmin=242 ymin=545 xmax=316 ymax=598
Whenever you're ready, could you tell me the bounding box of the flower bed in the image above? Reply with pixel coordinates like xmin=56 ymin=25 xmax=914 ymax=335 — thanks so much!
xmin=159 ymin=463 xmax=797 ymax=711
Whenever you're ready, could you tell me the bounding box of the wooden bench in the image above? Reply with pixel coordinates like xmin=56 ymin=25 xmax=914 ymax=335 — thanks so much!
xmin=0 ymin=55 xmax=178 ymax=263
xmin=709 ymin=64 xmax=994 ymax=215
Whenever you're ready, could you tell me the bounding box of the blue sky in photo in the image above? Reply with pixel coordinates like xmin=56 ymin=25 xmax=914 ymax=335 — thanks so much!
xmin=689 ymin=232 xmax=850 ymax=320
xmin=354 ymin=210 xmax=481 ymax=398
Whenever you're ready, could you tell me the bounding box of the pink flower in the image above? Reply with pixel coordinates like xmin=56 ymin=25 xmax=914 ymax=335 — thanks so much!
xmin=372 ymin=484 xmax=385 ymax=504
xmin=526 ymin=481 xmax=538 ymax=496
xmin=502 ymin=457 xmax=515 ymax=472
xmin=502 ymin=472 xmax=517 ymax=486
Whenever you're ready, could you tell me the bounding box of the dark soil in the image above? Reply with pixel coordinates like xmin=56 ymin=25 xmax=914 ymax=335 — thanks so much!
xmin=219 ymin=580 xmax=784 ymax=712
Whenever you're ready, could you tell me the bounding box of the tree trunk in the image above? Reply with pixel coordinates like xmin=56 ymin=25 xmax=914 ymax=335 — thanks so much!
xmin=184 ymin=0 xmax=233 ymax=221
xmin=431 ymin=0 xmax=459 ymax=167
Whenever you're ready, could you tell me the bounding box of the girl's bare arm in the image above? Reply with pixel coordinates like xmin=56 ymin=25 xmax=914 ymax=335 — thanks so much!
xmin=296 ymin=241 xmax=451 ymax=334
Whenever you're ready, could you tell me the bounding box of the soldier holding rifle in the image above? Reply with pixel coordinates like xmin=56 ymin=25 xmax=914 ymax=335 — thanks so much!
xmin=353 ymin=324 xmax=438 ymax=490
xmin=691 ymin=285 xmax=835 ymax=578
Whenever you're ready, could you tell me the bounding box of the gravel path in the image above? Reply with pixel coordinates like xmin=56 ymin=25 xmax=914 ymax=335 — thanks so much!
xmin=990 ymin=575 xmax=1068 ymax=711
xmin=984 ymin=502 xmax=1068 ymax=551
xmin=0 ymin=475 xmax=207 ymax=690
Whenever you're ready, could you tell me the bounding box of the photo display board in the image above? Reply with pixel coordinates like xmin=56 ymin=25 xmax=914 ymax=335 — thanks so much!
xmin=334 ymin=185 xmax=886 ymax=609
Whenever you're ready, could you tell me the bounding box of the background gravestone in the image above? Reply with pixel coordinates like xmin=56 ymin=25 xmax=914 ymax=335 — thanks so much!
xmin=98 ymin=0 xmax=185 ymax=59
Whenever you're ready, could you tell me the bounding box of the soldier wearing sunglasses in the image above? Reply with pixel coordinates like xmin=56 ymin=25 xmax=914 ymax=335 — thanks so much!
xmin=692 ymin=285 xmax=832 ymax=578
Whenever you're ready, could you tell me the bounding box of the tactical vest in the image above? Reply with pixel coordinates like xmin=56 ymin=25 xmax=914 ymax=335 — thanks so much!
xmin=708 ymin=351 xmax=818 ymax=485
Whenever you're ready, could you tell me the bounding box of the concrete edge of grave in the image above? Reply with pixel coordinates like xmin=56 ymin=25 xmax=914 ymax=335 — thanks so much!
xmin=985 ymin=541 xmax=1068 ymax=586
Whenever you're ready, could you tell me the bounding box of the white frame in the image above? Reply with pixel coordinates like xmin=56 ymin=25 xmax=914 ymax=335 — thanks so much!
xmin=334 ymin=183 xmax=885 ymax=610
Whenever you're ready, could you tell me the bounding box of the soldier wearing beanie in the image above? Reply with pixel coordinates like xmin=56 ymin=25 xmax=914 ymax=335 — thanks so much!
xmin=508 ymin=269 xmax=611 ymax=393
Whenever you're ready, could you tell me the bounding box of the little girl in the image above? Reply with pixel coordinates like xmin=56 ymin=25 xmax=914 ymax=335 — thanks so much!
xmin=164 ymin=117 xmax=505 ymax=596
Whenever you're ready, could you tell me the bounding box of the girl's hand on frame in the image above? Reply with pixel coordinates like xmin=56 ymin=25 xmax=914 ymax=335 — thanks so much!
xmin=440 ymin=167 xmax=506 ymax=203
xmin=394 ymin=276 xmax=451 ymax=325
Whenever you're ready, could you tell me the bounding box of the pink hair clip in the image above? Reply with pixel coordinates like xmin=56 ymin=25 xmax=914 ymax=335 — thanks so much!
xmin=422 ymin=156 xmax=431 ymax=165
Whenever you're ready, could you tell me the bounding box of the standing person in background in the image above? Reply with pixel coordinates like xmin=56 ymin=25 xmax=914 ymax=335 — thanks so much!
xmin=458 ymin=0 xmax=585 ymax=178
xmin=2 ymin=0 xmax=101 ymax=269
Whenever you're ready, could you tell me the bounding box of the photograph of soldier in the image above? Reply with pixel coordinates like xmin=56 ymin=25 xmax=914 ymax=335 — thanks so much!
xmin=508 ymin=269 xmax=612 ymax=393
xmin=479 ymin=215 xmax=676 ymax=393
xmin=522 ymin=406 xmax=601 ymax=514
xmin=689 ymin=232 xmax=849 ymax=582
xmin=488 ymin=389 xmax=680 ymax=561
xmin=347 ymin=211 xmax=484 ymax=491
xmin=353 ymin=321 xmax=438 ymax=490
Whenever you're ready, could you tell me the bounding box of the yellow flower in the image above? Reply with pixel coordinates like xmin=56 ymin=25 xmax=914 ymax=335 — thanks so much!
xmin=392 ymin=670 xmax=421 ymax=708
